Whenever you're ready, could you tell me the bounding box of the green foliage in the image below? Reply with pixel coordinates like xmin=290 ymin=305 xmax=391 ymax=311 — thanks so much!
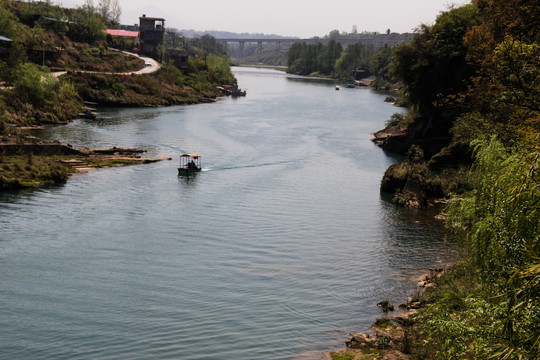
xmin=179 ymin=55 xmax=234 ymax=92
xmin=287 ymin=41 xmax=376 ymax=79
xmin=318 ymin=40 xmax=343 ymax=75
xmin=0 ymin=0 xmax=19 ymax=39
xmin=206 ymin=54 xmax=234 ymax=84
xmin=68 ymin=5 xmax=106 ymax=44
xmin=439 ymin=138 xmax=540 ymax=358
xmin=373 ymin=318 xmax=392 ymax=328
xmin=14 ymin=63 xmax=55 ymax=105
xmin=0 ymin=155 xmax=70 ymax=189
xmin=371 ymin=44 xmax=397 ymax=91
xmin=33 ymin=1 xmax=69 ymax=35
xmin=385 ymin=112 xmax=405 ymax=127
xmin=492 ymin=37 xmax=539 ymax=114
xmin=189 ymin=35 xmax=226 ymax=56
xmin=334 ymin=43 xmax=375 ymax=79
xmin=287 ymin=42 xmax=321 ymax=76
xmin=448 ymin=139 xmax=539 ymax=278
xmin=377 ymin=1 xmax=539 ymax=356
xmin=392 ymin=4 xmax=479 ymax=117
xmin=330 ymin=355 xmax=353 ymax=360
xmin=111 ymin=81 xmax=125 ymax=96
xmin=0 ymin=100 xmax=7 ymax=135
xmin=287 ymin=41 xmax=343 ymax=77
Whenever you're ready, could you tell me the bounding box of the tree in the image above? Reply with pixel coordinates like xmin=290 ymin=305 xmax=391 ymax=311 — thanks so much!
xmin=492 ymin=38 xmax=539 ymax=113
xmin=69 ymin=5 xmax=105 ymax=43
xmin=94 ymin=0 xmax=120 ymax=25
xmin=334 ymin=43 xmax=374 ymax=78
xmin=371 ymin=44 xmax=395 ymax=90
xmin=0 ymin=0 xmax=19 ymax=39
xmin=317 ymin=40 xmax=342 ymax=75
xmin=328 ymin=30 xmax=340 ymax=40
xmin=461 ymin=0 xmax=540 ymax=147
xmin=392 ymin=5 xmax=480 ymax=116
xmin=191 ymin=35 xmax=225 ymax=56
xmin=109 ymin=0 xmax=121 ymax=25
xmin=14 ymin=63 xmax=55 ymax=105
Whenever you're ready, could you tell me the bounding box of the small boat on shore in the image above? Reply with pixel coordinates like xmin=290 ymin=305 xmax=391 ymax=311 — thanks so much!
xmin=178 ymin=153 xmax=202 ymax=175
xmin=220 ymin=84 xmax=247 ymax=97
xmin=79 ymin=111 xmax=98 ymax=119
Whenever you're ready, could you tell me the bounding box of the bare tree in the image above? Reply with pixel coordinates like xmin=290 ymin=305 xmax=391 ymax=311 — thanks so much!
xmin=110 ymin=0 xmax=121 ymax=24
xmin=97 ymin=0 xmax=121 ymax=24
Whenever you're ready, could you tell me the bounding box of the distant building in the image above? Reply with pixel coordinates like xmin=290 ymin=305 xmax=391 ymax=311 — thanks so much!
xmin=352 ymin=68 xmax=370 ymax=80
xmin=105 ymin=29 xmax=139 ymax=38
xmin=139 ymin=15 xmax=165 ymax=58
xmin=165 ymin=49 xmax=189 ymax=71
xmin=120 ymin=24 xmax=140 ymax=32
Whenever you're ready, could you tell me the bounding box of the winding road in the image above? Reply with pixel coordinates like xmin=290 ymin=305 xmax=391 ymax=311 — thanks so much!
xmin=52 ymin=50 xmax=161 ymax=78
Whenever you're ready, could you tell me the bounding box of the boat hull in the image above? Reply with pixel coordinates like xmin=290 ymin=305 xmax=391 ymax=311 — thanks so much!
xmin=178 ymin=168 xmax=201 ymax=175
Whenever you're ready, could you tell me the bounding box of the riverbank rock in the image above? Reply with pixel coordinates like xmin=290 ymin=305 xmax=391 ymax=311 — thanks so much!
xmin=328 ymin=267 xmax=451 ymax=360
xmin=338 ymin=321 xmax=411 ymax=360
xmin=371 ymin=125 xmax=406 ymax=147
xmin=392 ymin=311 xmax=416 ymax=326
xmin=346 ymin=332 xmax=377 ymax=349
xmin=381 ymin=145 xmax=431 ymax=208
xmin=377 ymin=300 xmax=395 ymax=312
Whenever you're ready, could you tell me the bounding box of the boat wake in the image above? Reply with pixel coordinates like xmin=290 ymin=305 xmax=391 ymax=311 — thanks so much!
xmin=208 ymin=159 xmax=294 ymax=172
xmin=157 ymin=143 xmax=186 ymax=153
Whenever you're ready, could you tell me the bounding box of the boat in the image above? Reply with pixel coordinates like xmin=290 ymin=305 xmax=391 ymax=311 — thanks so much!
xmin=335 ymin=85 xmax=340 ymax=90
xmin=79 ymin=111 xmax=98 ymax=119
xmin=178 ymin=153 xmax=202 ymax=175
xmin=231 ymin=84 xmax=247 ymax=97
xmin=79 ymin=103 xmax=99 ymax=119
xmin=220 ymin=84 xmax=247 ymax=97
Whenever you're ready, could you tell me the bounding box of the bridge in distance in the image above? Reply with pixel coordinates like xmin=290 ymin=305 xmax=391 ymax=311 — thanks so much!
xmin=215 ymin=35 xmax=412 ymax=57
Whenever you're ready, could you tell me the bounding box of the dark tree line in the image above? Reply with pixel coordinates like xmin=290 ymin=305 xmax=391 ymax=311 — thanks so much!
xmin=287 ymin=40 xmax=342 ymax=76
xmin=287 ymin=40 xmax=381 ymax=79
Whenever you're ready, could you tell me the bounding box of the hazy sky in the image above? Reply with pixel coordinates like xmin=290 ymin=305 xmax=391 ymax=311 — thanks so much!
xmin=60 ymin=0 xmax=471 ymax=38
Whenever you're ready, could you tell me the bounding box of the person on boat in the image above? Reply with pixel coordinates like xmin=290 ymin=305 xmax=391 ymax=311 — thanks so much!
xmin=188 ymin=160 xmax=196 ymax=169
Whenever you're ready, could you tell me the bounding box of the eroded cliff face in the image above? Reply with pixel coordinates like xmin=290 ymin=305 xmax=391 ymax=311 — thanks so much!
xmin=379 ymin=145 xmax=429 ymax=208
xmin=373 ymin=112 xmax=454 ymax=159
xmin=373 ymin=111 xmax=474 ymax=208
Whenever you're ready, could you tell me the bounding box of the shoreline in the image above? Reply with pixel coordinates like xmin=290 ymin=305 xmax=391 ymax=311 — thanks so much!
xmin=0 ymin=139 xmax=172 ymax=190
xmin=324 ymin=267 xmax=450 ymax=360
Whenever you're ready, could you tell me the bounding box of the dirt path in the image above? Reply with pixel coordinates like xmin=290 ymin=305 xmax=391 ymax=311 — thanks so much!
xmin=52 ymin=50 xmax=161 ymax=78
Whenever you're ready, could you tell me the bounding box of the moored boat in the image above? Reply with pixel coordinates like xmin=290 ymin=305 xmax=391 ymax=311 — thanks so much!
xmin=220 ymin=84 xmax=247 ymax=97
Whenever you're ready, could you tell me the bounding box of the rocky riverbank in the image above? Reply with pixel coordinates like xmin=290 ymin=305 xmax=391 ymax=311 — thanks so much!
xmin=326 ymin=268 xmax=448 ymax=360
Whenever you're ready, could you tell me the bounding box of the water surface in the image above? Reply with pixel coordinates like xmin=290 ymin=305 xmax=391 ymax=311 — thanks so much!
xmin=0 ymin=67 xmax=454 ymax=359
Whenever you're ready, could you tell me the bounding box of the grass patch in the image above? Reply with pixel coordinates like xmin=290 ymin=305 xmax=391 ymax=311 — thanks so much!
xmin=373 ymin=318 xmax=393 ymax=328
xmin=331 ymin=354 xmax=354 ymax=360
xmin=0 ymin=155 xmax=70 ymax=189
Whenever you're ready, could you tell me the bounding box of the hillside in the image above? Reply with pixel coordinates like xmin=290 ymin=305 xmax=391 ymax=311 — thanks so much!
xmin=332 ymin=1 xmax=539 ymax=359
xmin=0 ymin=0 xmax=235 ymax=189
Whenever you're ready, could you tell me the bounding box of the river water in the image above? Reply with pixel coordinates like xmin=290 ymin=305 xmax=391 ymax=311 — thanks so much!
xmin=0 ymin=67 xmax=454 ymax=359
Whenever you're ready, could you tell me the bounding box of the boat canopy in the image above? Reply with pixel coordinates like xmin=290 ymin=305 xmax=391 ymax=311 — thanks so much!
xmin=181 ymin=153 xmax=200 ymax=158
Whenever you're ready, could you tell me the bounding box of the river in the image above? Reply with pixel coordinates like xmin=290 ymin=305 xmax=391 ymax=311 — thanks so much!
xmin=0 ymin=67 xmax=454 ymax=359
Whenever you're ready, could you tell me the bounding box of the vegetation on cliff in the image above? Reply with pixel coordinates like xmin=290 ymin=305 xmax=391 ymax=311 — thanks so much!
xmin=367 ymin=0 xmax=539 ymax=358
